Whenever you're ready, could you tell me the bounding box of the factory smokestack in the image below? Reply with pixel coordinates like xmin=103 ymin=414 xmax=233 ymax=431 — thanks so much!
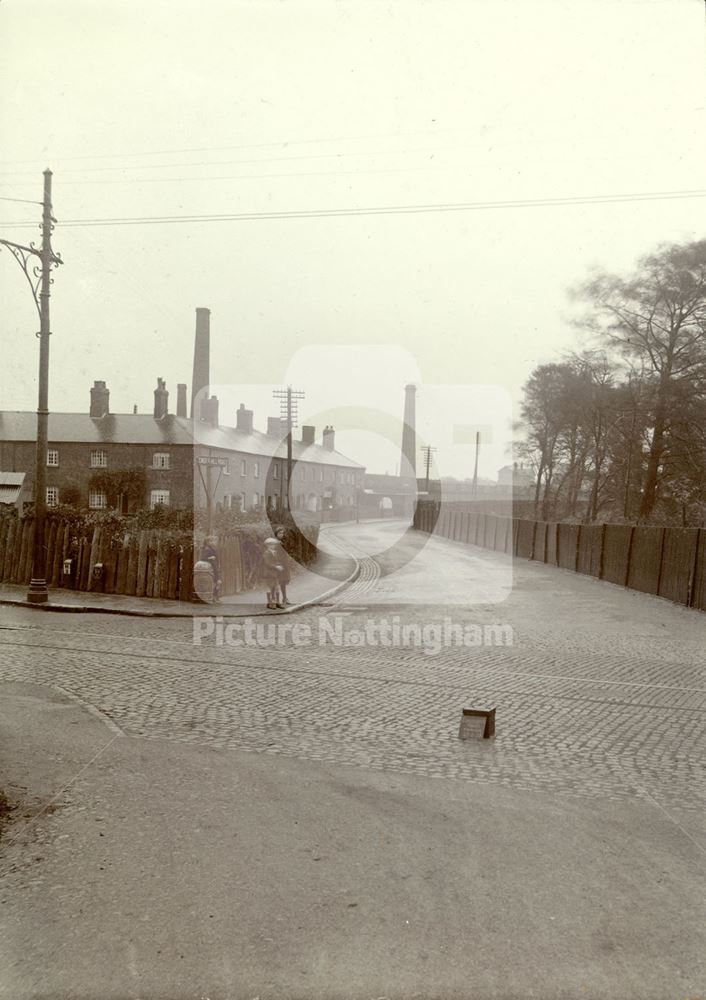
xmin=190 ymin=307 xmax=211 ymax=418
xmin=401 ymin=384 xmax=417 ymax=477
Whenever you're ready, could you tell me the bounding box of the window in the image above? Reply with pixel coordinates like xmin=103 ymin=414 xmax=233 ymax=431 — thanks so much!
xmin=252 ymin=492 xmax=259 ymax=507
xmin=223 ymin=459 xmax=230 ymax=476
xmin=46 ymin=449 xmax=59 ymax=467
xmin=89 ymin=490 xmax=107 ymax=509
xmin=254 ymin=461 xmax=260 ymax=479
xmin=90 ymin=449 xmax=107 ymax=468
xmin=152 ymin=452 xmax=170 ymax=469
xmin=236 ymin=493 xmax=245 ymax=511
xmin=319 ymin=468 xmax=323 ymax=482
xmin=273 ymin=462 xmax=280 ymax=480
xmin=150 ymin=489 xmax=170 ymax=508
xmin=46 ymin=486 xmax=59 ymax=507
xmin=240 ymin=459 xmax=247 ymax=476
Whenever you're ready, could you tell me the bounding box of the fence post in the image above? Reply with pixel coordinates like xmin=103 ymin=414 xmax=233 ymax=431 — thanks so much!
xmin=654 ymin=527 xmax=667 ymax=598
xmin=624 ymin=525 xmax=635 ymax=588
xmin=530 ymin=520 xmax=538 ymax=561
xmin=574 ymin=524 xmax=582 ymax=573
xmin=687 ymin=527 xmax=701 ymax=608
xmin=598 ymin=522 xmax=607 ymax=580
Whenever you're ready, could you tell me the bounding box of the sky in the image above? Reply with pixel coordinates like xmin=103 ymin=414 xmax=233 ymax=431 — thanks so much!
xmin=1 ymin=0 xmax=705 ymax=478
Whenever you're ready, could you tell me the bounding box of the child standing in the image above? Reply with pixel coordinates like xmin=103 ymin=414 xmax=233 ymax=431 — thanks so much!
xmin=263 ymin=537 xmax=283 ymax=610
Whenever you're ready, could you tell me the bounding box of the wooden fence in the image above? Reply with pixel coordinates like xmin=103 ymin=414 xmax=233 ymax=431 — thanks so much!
xmin=413 ymin=502 xmax=706 ymax=612
xmin=0 ymin=516 xmax=319 ymax=602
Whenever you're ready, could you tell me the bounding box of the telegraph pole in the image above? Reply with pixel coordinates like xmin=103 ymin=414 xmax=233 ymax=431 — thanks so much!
xmin=0 ymin=170 xmax=62 ymax=604
xmin=471 ymin=430 xmax=480 ymax=499
xmin=26 ymin=171 xmax=55 ymax=602
xmin=420 ymin=445 xmax=436 ymax=491
xmin=273 ymin=385 xmax=305 ymax=512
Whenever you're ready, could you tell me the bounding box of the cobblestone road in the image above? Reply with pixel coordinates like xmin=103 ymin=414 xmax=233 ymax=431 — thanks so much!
xmin=1 ymin=521 xmax=704 ymax=836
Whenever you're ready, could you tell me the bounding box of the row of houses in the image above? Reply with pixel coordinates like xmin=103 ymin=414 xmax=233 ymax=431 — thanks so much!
xmin=0 ymin=378 xmax=365 ymax=516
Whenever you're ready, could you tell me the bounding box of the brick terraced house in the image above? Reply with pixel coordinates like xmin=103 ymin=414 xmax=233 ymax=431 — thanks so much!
xmin=0 ymin=381 xmax=364 ymax=515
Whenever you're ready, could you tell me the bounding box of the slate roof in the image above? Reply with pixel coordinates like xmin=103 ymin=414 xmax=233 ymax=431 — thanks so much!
xmin=0 ymin=471 xmax=25 ymax=504
xmin=0 ymin=412 xmax=364 ymax=470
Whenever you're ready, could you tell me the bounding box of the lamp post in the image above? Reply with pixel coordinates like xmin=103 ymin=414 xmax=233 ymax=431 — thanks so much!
xmin=0 ymin=170 xmax=62 ymax=603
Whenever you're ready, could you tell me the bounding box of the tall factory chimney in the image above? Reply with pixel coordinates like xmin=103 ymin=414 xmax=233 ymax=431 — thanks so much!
xmin=400 ymin=384 xmax=417 ymax=477
xmin=190 ymin=307 xmax=211 ymax=418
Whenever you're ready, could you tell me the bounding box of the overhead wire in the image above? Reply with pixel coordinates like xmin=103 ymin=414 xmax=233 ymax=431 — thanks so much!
xmin=1 ymin=187 xmax=705 ymax=230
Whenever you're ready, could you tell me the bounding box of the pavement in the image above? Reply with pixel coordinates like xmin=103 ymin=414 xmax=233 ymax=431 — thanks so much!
xmin=0 ymin=534 xmax=358 ymax=618
xmin=0 ymin=519 xmax=704 ymax=999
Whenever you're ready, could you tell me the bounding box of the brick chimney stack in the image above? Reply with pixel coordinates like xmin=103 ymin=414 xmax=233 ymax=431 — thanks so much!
xmin=301 ymin=425 xmax=315 ymax=446
xmin=322 ymin=425 xmax=335 ymax=451
xmin=176 ymin=383 xmax=188 ymax=418
xmin=236 ymin=403 xmax=254 ymax=434
xmin=90 ymin=380 xmax=110 ymax=418
xmin=267 ymin=416 xmax=285 ymax=438
xmin=154 ymin=378 xmax=169 ymax=419
xmin=190 ymin=307 xmax=211 ymax=419
xmin=200 ymin=395 xmax=219 ymax=427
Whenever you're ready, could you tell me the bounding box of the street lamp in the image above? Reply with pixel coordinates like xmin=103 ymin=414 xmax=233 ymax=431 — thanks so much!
xmin=0 ymin=170 xmax=62 ymax=603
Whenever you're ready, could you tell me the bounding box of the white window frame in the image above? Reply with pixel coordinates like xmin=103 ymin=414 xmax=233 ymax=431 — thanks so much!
xmin=89 ymin=490 xmax=107 ymax=509
xmin=240 ymin=459 xmax=247 ymax=476
xmin=46 ymin=486 xmax=59 ymax=507
xmin=150 ymin=489 xmax=170 ymax=509
xmin=46 ymin=449 xmax=59 ymax=467
xmin=254 ymin=461 xmax=260 ymax=479
xmin=90 ymin=449 xmax=108 ymax=468
xmin=152 ymin=452 xmax=171 ymax=470
xmin=273 ymin=462 xmax=280 ymax=480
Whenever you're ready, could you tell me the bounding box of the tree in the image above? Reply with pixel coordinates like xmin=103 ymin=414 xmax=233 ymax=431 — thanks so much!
xmin=574 ymin=240 xmax=706 ymax=521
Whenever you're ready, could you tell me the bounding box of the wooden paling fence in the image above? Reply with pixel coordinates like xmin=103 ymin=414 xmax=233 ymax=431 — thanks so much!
xmin=413 ymin=502 xmax=706 ymax=612
xmin=0 ymin=518 xmax=299 ymax=601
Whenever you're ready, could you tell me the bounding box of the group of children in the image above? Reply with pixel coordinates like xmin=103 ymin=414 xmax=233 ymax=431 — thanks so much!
xmin=198 ymin=527 xmax=293 ymax=610
xmin=263 ymin=527 xmax=292 ymax=610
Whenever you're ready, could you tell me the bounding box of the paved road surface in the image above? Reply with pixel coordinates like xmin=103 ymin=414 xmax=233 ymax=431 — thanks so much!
xmin=0 ymin=519 xmax=703 ymax=999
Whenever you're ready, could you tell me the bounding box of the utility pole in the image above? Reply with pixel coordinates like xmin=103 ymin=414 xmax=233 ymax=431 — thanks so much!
xmin=272 ymin=385 xmax=305 ymax=513
xmin=420 ymin=445 xmax=436 ymax=491
xmin=471 ymin=430 xmax=480 ymax=499
xmin=0 ymin=170 xmax=62 ymax=604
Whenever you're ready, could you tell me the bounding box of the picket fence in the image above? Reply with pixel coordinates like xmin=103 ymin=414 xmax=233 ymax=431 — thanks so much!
xmin=413 ymin=502 xmax=706 ymax=612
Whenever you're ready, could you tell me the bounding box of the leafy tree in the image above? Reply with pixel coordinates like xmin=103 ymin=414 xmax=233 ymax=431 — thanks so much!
xmin=574 ymin=240 xmax=706 ymax=520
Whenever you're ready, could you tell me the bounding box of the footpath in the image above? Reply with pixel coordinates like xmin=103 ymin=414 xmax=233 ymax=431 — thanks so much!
xmin=0 ymin=547 xmax=358 ymax=619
